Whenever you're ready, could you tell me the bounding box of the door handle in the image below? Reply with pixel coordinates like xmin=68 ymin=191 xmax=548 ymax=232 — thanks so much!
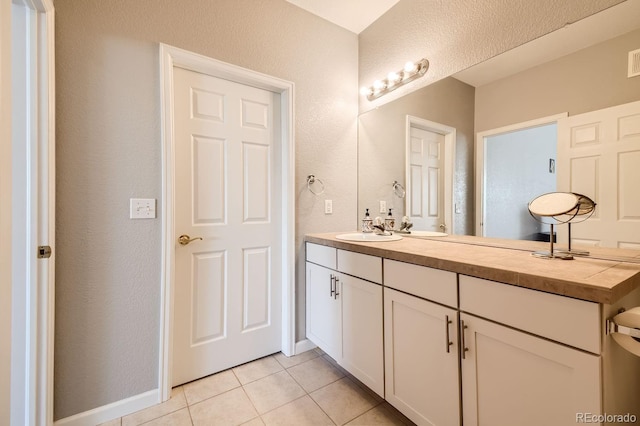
xmin=178 ymin=234 xmax=203 ymax=246
xmin=439 ymin=223 xmax=447 ymax=231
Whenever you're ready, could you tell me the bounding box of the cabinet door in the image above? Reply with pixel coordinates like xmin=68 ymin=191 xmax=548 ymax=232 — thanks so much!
xmin=341 ymin=274 xmax=384 ymax=397
xmin=460 ymin=313 xmax=601 ymax=426
xmin=384 ymin=288 xmax=460 ymax=426
xmin=305 ymin=262 xmax=341 ymax=361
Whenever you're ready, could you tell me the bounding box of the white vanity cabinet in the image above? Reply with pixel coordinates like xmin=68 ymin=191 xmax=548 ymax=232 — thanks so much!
xmin=305 ymin=243 xmax=384 ymax=396
xmin=459 ymin=275 xmax=601 ymax=426
xmin=383 ymin=260 xmax=460 ymax=426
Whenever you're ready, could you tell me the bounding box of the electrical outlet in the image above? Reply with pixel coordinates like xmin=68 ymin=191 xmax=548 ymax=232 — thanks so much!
xmin=379 ymin=200 xmax=387 ymax=213
xmin=325 ymin=200 xmax=333 ymax=214
xmin=130 ymin=198 xmax=156 ymax=219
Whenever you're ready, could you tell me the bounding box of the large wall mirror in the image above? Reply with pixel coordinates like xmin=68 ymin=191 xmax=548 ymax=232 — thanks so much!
xmin=357 ymin=1 xmax=640 ymax=241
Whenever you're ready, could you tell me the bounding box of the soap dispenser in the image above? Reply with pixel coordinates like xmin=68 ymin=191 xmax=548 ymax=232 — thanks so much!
xmin=384 ymin=208 xmax=395 ymax=231
xmin=362 ymin=208 xmax=373 ymax=233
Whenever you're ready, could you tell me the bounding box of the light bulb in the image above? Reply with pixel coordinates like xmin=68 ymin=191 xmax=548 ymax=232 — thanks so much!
xmin=373 ymin=80 xmax=385 ymax=91
xmin=360 ymin=86 xmax=372 ymax=96
xmin=387 ymin=71 xmax=400 ymax=83
xmin=404 ymin=61 xmax=417 ymax=74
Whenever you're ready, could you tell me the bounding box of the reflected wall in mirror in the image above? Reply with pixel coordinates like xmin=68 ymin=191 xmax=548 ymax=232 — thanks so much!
xmin=358 ymin=77 xmax=474 ymax=235
xmin=357 ymin=1 xmax=640 ymax=241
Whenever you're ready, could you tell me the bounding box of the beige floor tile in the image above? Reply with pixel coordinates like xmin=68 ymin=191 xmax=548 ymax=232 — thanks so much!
xmin=233 ymin=356 xmax=283 ymax=385
xmin=310 ymin=377 xmax=379 ymax=425
xmin=98 ymin=418 xmax=121 ymax=426
xmin=287 ymin=356 xmax=345 ymax=393
xmin=241 ymin=417 xmax=266 ymax=426
xmin=261 ymin=395 xmax=334 ymax=426
xmin=321 ymin=354 xmax=349 ymax=376
xmin=122 ymin=387 xmax=187 ymax=426
xmin=143 ymin=408 xmax=192 ymax=426
xmin=243 ymin=370 xmax=306 ymax=414
xmin=183 ymin=369 xmax=241 ymax=405
xmin=189 ymin=387 xmax=258 ymax=426
xmin=273 ymin=350 xmax=319 ymax=369
xmin=345 ymin=404 xmax=410 ymax=425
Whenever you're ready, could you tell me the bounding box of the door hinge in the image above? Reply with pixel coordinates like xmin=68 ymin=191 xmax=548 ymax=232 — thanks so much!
xmin=37 ymin=245 xmax=52 ymax=259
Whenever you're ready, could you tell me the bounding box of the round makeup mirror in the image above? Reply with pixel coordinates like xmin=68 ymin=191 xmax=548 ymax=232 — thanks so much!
xmin=528 ymin=192 xmax=596 ymax=259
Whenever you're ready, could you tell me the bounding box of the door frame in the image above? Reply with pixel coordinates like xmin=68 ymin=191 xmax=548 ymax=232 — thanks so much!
xmin=475 ymin=113 xmax=567 ymax=237
xmin=159 ymin=44 xmax=295 ymax=401
xmin=405 ymin=115 xmax=456 ymax=233
xmin=9 ymin=0 xmax=56 ymax=425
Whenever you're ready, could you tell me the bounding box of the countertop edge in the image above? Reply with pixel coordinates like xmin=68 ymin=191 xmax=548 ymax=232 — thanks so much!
xmin=304 ymin=233 xmax=640 ymax=305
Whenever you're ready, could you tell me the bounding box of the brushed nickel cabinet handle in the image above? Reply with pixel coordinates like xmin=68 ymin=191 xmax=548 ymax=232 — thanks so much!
xmin=330 ymin=274 xmax=336 ymax=297
xmin=334 ymin=277 xmax=340 ymax=299
xmin=461 ymin=319 xmax=469 ymax=359
xmin=445 ymin=315 xmax=453 ymax=353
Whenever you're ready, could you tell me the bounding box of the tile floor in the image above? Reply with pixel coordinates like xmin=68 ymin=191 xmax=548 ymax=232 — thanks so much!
xmin=100 ymin=348 xmax=415 ymax=426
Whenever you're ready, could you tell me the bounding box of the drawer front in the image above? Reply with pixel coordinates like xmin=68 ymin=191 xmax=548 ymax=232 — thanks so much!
xmin=383 ymin=260 xmax=457 ymax=307
xmin=459 ymin=275 xmax=601 ymax=354
xmin=337 ymin=249 xmax=382 ymax=284
xmin=306 ymin=243 xmax=337 ymax=270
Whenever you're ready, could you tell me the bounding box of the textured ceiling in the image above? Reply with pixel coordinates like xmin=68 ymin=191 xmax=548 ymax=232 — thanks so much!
xmin=358 ymin=0 xmax=626 ymax=111
xmin=285 ymin=0 xmax=399 ymax=34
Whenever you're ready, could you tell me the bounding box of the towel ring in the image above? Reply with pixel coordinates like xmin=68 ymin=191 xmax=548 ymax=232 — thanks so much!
xmin=307 ymin=175 xmax=325 ymax=195
xmin=392 ymin=181 xmax=406 ymax=198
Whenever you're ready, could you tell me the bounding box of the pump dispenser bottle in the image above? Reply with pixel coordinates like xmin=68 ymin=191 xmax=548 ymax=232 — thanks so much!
xmin=385 ymin=208 xmax=395 ymax=231
xmin=362 ymin=208 xmax=373 ymax=233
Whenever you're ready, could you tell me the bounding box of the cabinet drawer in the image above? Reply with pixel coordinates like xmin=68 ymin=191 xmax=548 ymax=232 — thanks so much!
xmin=459 ymin=275 xmax=601 ymax=354
xmin=337 ymin=249 xmax=382 ymax=284
xmin=306 ymin=243 xmax=337 ymax=269
xmin=384 ymin=260 xmax=457 ymax=308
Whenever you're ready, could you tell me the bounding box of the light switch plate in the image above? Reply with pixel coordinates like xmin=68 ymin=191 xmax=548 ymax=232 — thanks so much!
xmin=325 ymin=200 xmax=333 ymax=214
xmin=130 ymin=198 xmax=156 ymax=219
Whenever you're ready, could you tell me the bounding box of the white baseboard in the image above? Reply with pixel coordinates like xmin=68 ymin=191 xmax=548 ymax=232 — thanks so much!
xmin=295 ymin=338 xmax=317 ymax=355
xmin=54 ymin=389 xmax=159 ymax=426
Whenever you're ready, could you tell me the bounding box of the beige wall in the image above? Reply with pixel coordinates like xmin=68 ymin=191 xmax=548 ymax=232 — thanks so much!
xmin=358 ymin=0 xmax=624 ymax=112
xmin=475 ymin=29 xmax=640 ymax=132
xmin=358 ymin=77 xmax=475 ymax=235
xmin=54 ymin=0 xmax=358 ymax=419
xmin=0 ymin=0 xmax=12 ymax=423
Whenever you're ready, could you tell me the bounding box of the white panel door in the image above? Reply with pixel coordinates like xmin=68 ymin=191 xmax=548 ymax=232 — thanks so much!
xmin=172 ymin=66 xmax=282 ymax=386
xmin=557 ymin=100 xmax=640 ymax=248
xmin=409 ymin=126 xmax=445 ymax=232
xmin=461 ymin=314 xmax=600 ymax=426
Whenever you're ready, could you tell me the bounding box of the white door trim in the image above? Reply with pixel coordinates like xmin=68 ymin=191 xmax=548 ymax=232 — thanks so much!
xmin=405 ymin=115 xmax=456 ymax=233
xmin=159 ymin=44 xmax=295 ymax=401
xmin=475 ymin=113 xmax=567 ymax=237
xmin=10 ymin=0 xmax=56 ymax=425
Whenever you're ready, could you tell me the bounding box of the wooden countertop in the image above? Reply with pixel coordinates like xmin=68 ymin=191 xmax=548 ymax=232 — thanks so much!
xmin=305 ymin=232 xmax=640 ymax=305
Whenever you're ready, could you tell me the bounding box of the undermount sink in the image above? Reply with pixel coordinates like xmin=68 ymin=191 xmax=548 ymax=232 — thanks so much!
xmin=405 ymin=231 xmax=448 ymax=237
xmin=335 ymin=233 xmax=403 ymax=242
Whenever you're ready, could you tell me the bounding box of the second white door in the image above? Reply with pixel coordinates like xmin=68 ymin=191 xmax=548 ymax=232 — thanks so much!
xmin=172 ymin=66 xmax=282 ymax=386
xmin=408 ymin=126 xmax=445 ymax=232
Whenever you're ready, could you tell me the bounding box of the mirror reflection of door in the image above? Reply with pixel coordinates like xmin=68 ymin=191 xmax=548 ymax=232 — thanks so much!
xmin=481 ymin=122 xmax=558 ymax=240
xmin=405 ymin=116 xmax=455 ymax=233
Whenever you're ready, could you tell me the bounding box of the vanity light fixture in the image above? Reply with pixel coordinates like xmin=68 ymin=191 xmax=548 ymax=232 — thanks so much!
xmin=360 ymin=58 xmax=429 ymax=101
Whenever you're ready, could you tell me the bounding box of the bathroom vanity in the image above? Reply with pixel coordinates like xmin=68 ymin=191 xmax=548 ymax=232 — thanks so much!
xmin=305 ymin=233 xmax=640 ymax=426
